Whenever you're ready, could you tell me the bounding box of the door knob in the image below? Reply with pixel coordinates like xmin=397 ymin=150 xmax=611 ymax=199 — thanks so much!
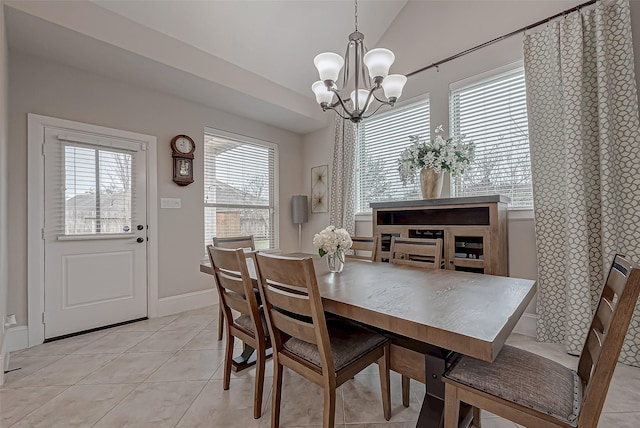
xmin=137 ymin=237 xmax=144 ymax=243
xmin=137 ymin=225 xmax=144 ymax=230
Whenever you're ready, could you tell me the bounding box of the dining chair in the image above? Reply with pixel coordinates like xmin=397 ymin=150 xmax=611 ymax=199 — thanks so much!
xmin=253 ymin=253 xmax=391 ymax=428
xmin=389 ymin=237 xmax=443 ymax=269
xmin=212 ymin=235 xmax=256 ymax=340
xmin=443 ymin=254 xmax=640 ymax=428
xmin=207 ymin=245 xmax=270 ymax=419
xmin=346 ymin=236 xmax=379 ymax=261
xmin=389 ymin=236 xmax=443 ymax=406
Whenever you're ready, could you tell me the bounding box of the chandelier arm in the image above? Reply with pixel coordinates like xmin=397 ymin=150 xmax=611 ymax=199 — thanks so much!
xmin=360 ymin=45 xmax=370 ymax=88
xmin=353 ymin=40 xmax=362 ymax=111
xmin=372 ymin=92 xmax=393 ymax=105
xmin=361 ymin=103 xmax=386 ymax=120
xmin=342 ymin=42 xmax=351 ymax=90
xmin=325 ymin=105 xmax=351 ymax=121
xmin=362 ymin=87 xmax=378 ymax=111
xmin=330 ymin=90 xmax=358 ymax=120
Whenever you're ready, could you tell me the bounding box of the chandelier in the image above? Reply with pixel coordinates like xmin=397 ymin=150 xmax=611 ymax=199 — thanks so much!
xmin=311 ymin=0 xmax=407 ymax=123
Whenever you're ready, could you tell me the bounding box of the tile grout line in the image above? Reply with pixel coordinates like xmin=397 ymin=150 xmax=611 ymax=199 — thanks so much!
xmin=5 ymin=384 xmax=72 ymax=428
xmin=170 ymin=379 xmax=209 ymax=428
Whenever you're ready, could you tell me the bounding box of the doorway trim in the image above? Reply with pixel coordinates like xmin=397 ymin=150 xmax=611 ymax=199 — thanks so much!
xmin=27 ymin=114 xmax=159 ymax=347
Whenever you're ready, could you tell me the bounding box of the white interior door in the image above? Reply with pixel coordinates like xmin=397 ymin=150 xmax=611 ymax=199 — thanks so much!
xmin=43 ymin=127 xmax=148 ymax=339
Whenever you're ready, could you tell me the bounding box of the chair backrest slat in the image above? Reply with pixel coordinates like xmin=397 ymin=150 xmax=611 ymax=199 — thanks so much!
xmin=577 ymin=254 xmax=640 ymax=426
xmin=254 ymin=253 xmax=335 ymax=375
xmin=224 ymin=291 xmax=252 ymax=315
xmin=592 ymin=298 xmax=614 ymax=334
xmin=217 ymin=270 xmax=249 ymax=297
xmin=262 ymin=284 xmax=313 ymax=317
xmin=390 ymin=237 xmax=443 ymax=269
xmin=213 ymin=235 xmax=256 ymax=251
xmin=605 ymin=264 xmax=627 ymax=296
xmin=255 ymin=256 xmax=310 ymax=289
xmin=584 ymin=328 xmax=603 ymax=367
xmin=347 ymin=236 xmax=379 ymax=261
xmin=269 ymin=309 xmax=318 ymax=344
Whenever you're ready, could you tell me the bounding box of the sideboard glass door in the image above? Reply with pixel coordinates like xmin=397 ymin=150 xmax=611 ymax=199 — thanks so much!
xmin=446 ymin=227 xmax=491 ymax=274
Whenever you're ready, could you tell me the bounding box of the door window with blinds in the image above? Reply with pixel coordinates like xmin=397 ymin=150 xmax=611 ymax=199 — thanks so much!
xmin=450 ymin=65 xmax=533 ymax=208
xmin=204 ymin=130 xmax=278 ymax=250
xmin=62 ymin=144 xmax=135 ymax=235
xmin=356 ymin=99 xmax=430 ymax=213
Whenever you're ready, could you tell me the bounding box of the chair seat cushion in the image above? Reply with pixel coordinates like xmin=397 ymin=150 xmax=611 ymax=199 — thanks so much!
xmin=282 ymin=318 xmax=388 ymax=372
xmin=444 ymin=345 xmax=582 ymax=426
xmin=234 ymin=311 xmax=268 ymax=338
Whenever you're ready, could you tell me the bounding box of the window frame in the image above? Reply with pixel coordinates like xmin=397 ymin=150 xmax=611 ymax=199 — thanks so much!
xmin=449 ymin=61 xmax=533 ymax=210
xmin=203 ymin=127 xmax=279 ymax=250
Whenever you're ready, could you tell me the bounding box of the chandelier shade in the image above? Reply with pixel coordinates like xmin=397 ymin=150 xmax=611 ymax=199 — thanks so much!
xmin=312 ymin=81 xmax=335 ymax=104
xmin=363 ymin=48 xmax=395 ymax=79
xmin=314 ymin=53 xmax=344 ymax=82
xmin=381 ymin=74 xmax=408 ymax=99
xmin=350 ymin=89 xmax=372 ymax=112
xmin=311 ymin=0 xmax=406 ymax=123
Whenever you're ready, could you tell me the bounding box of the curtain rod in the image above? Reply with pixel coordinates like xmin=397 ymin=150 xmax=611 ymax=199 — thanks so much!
xmin=405 ymin=0 xmax=597 ymax=78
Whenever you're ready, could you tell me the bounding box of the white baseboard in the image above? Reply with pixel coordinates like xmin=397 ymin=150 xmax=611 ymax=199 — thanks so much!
xmin=5 ymin=325 xmax=29 ymax=352
xmin=513 ymin=313 xmax=537 ymax=337
xmin=1 ymin=325 xmax=30 ymax=385
xmin=157 ymin=289 xmax=217 ymax=317
xmin=0 ymin=353 xmax=4 ymax=385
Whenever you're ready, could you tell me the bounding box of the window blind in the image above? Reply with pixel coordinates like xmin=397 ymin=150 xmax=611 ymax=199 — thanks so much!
xmin=450 ymin=66 xmax=533 ymax=208
xmin=204 ymin=131 xmax=278 ymax=250
xmin=356 ymin=99 xmax=430 ymax=213
xmin=58 ymin=143 xmax=135 ymax=235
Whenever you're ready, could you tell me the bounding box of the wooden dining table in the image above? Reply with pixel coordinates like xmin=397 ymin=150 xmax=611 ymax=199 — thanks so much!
xmin=201 ymin=253 xmax=536 ymax=428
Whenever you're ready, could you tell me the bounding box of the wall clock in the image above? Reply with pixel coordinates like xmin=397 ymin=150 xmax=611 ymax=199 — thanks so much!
xmin=171 ymin=134 xmax=195 ymax=186
xmin=311 ymin=164 xmax=328 ymax=213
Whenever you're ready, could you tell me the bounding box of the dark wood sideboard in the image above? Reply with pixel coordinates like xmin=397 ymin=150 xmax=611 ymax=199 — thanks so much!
xmin=371 ymin=195 xmax=509 ymax=276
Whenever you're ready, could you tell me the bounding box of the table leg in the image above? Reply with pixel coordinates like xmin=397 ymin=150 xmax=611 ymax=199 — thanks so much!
xmin=416 ymin=352 xmax=472 ymax=428
xmin=416 ymin=397 xmax=472 ymax=428
xmin=231 ymin=343 xmax=273 ymax=372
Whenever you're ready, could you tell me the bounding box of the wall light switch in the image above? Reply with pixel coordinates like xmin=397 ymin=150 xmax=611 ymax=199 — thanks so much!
xmin=161 ymin=198 xmax=181 ymax=209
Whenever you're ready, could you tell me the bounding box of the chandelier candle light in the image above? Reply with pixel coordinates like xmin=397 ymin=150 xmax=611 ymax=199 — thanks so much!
xmin=311 ymin=0 xmax=407 ymax=123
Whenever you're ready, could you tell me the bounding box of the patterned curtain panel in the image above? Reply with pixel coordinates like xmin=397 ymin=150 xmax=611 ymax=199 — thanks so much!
xmin=524 ymin=0 xmax=640 ymax=366
xmin=329 ymin=110 xmax=356 ymax=236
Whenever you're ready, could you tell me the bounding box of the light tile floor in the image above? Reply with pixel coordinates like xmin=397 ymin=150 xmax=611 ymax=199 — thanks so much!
xmin=2 ymin=306 xmax=639 ymax=427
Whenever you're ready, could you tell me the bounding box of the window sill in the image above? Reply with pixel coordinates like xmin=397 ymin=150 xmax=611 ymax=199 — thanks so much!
xmin=508 ymin=209 xmax=534 ymax=220
xmin=355 ymin=213 xmax=373 ymax=222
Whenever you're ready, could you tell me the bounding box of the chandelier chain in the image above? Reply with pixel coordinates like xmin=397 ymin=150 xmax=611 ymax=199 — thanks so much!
xmin=354 ymin=0 xmax=358 ymax=31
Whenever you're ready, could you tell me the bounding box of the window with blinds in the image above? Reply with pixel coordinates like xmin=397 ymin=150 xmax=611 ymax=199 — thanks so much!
xmin=450 ymin=66 xmax=533 ymax=208
xmin=356 ymin=99 xmax=430 ymax=213
xmin=204 ymin=130 xmax=278 ymax=250
xmin=63 ymin=145 xmax=134 ymax=235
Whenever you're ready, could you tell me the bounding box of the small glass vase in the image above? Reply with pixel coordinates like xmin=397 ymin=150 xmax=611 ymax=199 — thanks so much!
xmin=326 ymin=250 xmax=345 ymax=273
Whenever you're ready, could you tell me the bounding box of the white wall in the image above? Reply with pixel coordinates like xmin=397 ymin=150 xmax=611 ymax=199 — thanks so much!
xmin=1 ymin=1 xmax=10 ymax=379
xmin=7 ymin=52 xmax=304 ymax=326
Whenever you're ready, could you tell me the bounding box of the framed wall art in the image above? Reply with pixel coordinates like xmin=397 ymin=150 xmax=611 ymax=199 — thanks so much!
xmin=311 ymin=164 xmax=328 ymax=213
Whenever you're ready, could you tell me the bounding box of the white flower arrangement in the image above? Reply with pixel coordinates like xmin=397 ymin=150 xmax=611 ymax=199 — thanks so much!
xmin=397 ymin=125 xmax=474 ymax=185
xmin=313 ymin=225 xmax=353 ymax=257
